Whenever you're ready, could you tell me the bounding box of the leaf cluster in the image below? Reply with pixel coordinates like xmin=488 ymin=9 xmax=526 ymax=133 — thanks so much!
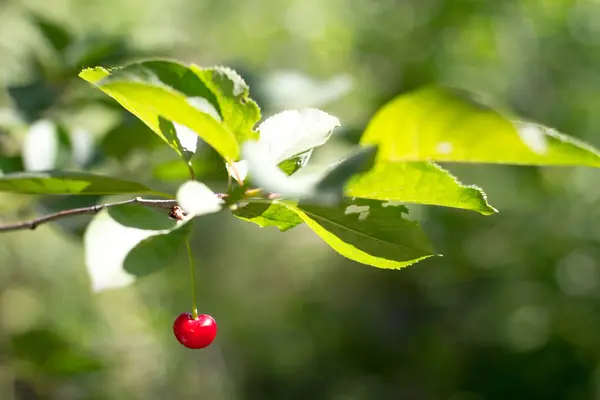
xmin=3 ymin=54 xmax=600 ymax=290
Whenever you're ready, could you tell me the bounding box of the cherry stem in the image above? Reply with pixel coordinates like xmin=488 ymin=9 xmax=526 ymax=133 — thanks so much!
xmin=185 ymin=238 xmax=199 ymax=319
xmin=187 ymin=161 xmax=197 ymax=181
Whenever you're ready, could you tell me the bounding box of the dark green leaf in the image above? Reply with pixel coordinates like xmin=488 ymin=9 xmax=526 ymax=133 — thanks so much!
xmin=0 ymin=171 xmax=165 ymax=196
xmin=152 ymin=144 xmax=228 ymax=182
xmin=84 ymin=207 xmax=188 ymax=291
xmin=233 ymin=202 xmax=303 ymax=231
xmin=65 ymin=36 xmax=133 ymax=70
xmin=313 ymin=146 xmax=378 ymax=204
xmin=101 ymin=113 xmax=164 ymax=160
xmin=285 ymin=199 xmax=435 ymax=269
xmin=29 ymin=13 xmax=72 ymax=53
xmin=7 ymin=80 xmax=60 ymax=123
xmin=124 ymin=221 xmax=191 ymax=277
xmin=10 ymin=328 xmax=103 ymax=377
xmin=0 ymin=155 xmax=23 ymax=174
xmin=108 ymin=204 xmax=177 ymax=230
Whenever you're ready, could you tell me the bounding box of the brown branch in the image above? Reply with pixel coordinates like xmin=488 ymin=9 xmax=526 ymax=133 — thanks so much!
xmin=0 ymin=197 xmax=178 ymax=233
xmin=0 ymin=187 xmax=278 ymax=234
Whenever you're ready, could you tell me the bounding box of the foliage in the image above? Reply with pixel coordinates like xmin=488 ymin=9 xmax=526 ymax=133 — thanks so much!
xmin=2 ymin=54 xmax=600 ymax=290
xmin=4 ymin=3 xmax=600 ymax=399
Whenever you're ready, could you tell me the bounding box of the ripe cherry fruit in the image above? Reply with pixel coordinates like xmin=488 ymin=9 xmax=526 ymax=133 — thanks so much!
xmin=173 ymin=312 xmax=217 ymax=349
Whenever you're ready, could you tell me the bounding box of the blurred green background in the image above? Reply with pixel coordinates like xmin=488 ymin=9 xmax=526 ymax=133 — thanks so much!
xmin=2 ymin=0 xmax=600 ymax=399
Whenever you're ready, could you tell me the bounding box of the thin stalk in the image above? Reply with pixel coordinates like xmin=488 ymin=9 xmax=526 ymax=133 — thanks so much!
xmin=187 ymin=161 xmax=197 ymax=181
xmin=185 ymin=237 xmax=199 ymax=319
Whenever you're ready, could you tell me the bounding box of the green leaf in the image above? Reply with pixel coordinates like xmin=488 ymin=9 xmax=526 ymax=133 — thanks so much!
xmin=85 ymin=205 xmax=189 ymax=291
xmin=79 ymin=61 xmax=239 ymax=161
xmin=107 ymin=204 xmax=175 ymax=230
xmin=65 ymin=36 xmax=133 ymax=70
xmin=79 ymin=66 xmax=110 ymax=82
xmin=101 ymin=113 xmax=164 ymax=160
xmin=0 ymin=155 xmax=23 ymax=175
xmin=314 ymin=146 xmax=378 ymax=202
xmin=152 ymin=143 xmax=228 ymax=182
xmin=346 ymin=161 xmax=496 ymax=215
xmin=0 ymin=171 xmax=164 ymax=196
xmin=361 ymin=86 xmax=600 ymax=166
xmin=7 ymin=79 xmax=60 ymax=123
xmin=243 ymin=143 xmax=377 ymax=205
xmin=285 ymin=199 xmax=435 ymax=269
xmin=233 ymin=202 xmax=303 ymax=231
xmin=10 ymin=328 xmax=103 ymax=377
xmin=278 ymin=151 xmax=312 ymax=175
xmin=190 ymin=65 xmax=261 ymax=144
xmin=227 ymin=108 xmax=340 ymax=182
xmin=29 ymin=13 xmax=72 ymax=53
xmin=257 ymin=108 xmax=340 ymax=164
xmin=176 ymin=180 xmax=224 ymax=217
xmin=123 ymin=221 xmax=191 ymax=278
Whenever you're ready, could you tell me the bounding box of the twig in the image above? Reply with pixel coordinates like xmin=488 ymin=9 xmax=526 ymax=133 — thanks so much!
xmin=0 ymin=197 xmax=178 ymax=233
xmin=0 ymin=187 xmax=278 ymax=234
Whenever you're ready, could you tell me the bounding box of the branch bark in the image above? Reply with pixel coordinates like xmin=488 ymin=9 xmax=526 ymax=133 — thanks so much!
xmin=0 ymin=197 xmax=178 ymax=233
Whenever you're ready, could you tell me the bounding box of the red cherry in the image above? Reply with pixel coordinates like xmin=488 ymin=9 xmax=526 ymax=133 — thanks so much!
xmin=173 ymin=312 xmax=217 ymax=349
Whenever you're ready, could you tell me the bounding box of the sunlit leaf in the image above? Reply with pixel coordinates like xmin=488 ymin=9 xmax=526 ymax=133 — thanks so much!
xmin=285 ymin=199 xmax=435 ymax=269
xmin=257 ymin=108 xmax=340 ymax=164
xmin=79 ymin=66 xmax=109 ymax=82
xmin=80 ymin=61 xmax=239 ymax=161
xmin=361 ymin=87 xmax=600 ymax=166
xmin=278 ymin=151 xmax=313 ymax=176
xmin=243 ymin=143 xmax=376 ymax=205
xmin=190 ymin=65 xmax=261 ymax=144
xmin=227 ymin=108 xmax=340 ymax=181
xmin=346 ymin=161 xmax=496 ymax=215
xmin=0 ymin=171 xmax=164 ymax=196
xmin=233 ymin=202 xmax=303 ymax=231
xmin=176 ymin=180 xmax=223 ymax=217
